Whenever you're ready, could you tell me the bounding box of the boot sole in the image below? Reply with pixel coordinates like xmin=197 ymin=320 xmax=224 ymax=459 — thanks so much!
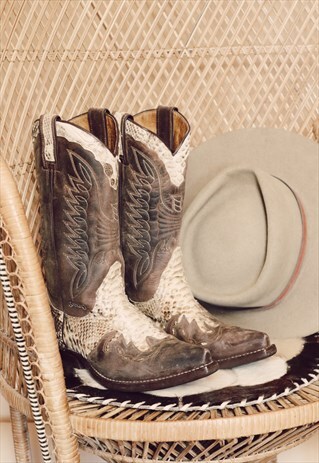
xmin=216 ymin=343 xmax=277 ymax=369
xmin=60 ymin=349 xmax=219 ymax=392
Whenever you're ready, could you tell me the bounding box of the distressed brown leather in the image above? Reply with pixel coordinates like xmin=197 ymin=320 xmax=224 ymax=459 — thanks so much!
xmin=87 ymin=108 xmax=118 ymax=153
xmin=88 ymin=333 xmax=213 ymax=392
xmin=34 ymin=110 xmax=219 ymax=391
xmin=34 ymin=114 xmax=121 ymax=317
xmin=156 ymin=105 xmax=177 ymax=150
xmin=165 ymin=314 xmax=275 ymax=369
xmin=120 ymin=107 xmax=188 ymax=302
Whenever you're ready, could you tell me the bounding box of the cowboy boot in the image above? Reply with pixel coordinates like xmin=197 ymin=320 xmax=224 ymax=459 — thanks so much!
xmin=33 ymin=109 xmax=218 ymax=392
xmin=119 ymin=106 xmax=277 ymax=369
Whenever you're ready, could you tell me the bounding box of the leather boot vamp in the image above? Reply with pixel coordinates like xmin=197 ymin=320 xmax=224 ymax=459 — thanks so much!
xmin=88 ymin=329 xmax=214 ymax=390
xmin=60 ymin=258 xmax=217 ymax=391
xmin=165 ymin=312 xmax=270 ymax=362
xmin=132 ymin=239 xmax=276 ymax=369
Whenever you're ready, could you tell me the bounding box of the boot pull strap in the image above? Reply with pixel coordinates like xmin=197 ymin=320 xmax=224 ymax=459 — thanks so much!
xmin=156 ymin=106 xmax=178 ymax=152
xmin=39 ymin=114 xmax=60 ymax=166
xmin=88 ymin=108 xmax=111 ymax=147
xmin=115 ymin=112 xmax=133 ymax=165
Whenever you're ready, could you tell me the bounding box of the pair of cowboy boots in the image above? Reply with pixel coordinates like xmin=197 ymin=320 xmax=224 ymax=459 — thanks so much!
xmin=33 ymin=107 xmax=276 ymax=392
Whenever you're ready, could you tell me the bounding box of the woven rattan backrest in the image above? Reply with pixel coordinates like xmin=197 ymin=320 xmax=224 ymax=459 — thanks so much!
xmin=1 ymin=0 xmax=318 ymax=241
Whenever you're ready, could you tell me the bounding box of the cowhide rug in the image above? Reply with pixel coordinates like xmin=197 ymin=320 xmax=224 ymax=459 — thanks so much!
xmin=64 ymin=332 xmax=319 ymax=412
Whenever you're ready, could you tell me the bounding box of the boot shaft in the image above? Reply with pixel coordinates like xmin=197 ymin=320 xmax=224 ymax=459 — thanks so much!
xmin=34 ymin=110 xmax=122 ymax=317
xmin=120 ymin=107 xmax=190 ymax=302
xmin=119 ymin=107 xmax=276 ymax=371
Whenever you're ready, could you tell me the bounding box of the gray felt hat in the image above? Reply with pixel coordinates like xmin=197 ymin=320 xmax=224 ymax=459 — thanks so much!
xmin=181 ymin=128 xmax=318 ymax=339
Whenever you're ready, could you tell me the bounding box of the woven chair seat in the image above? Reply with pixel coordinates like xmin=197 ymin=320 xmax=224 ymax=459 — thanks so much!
xmin=1 ymin=367 xmax=318 ymax=462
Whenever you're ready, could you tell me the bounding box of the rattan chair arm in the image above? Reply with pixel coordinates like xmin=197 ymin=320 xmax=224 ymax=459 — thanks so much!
xmin=0 ymin=374 xmax=32 ymax=419
xmin=0 ymin=156 xmax=80 ymax=463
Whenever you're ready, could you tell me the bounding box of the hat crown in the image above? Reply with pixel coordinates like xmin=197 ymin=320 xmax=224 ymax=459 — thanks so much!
xmin=182 ymin=167 xmax=305 ymax=309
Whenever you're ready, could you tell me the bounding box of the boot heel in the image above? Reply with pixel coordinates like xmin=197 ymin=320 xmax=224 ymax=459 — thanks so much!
xmin=60 ymin=349 xmax=88 ymax=377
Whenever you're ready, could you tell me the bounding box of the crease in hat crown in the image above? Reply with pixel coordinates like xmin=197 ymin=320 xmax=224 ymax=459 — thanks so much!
xmin=181 ymin=167 xmax=306 ymax=309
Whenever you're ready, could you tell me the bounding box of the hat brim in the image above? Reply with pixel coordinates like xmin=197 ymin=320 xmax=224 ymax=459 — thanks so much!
xmin=182 ymin=128 xmax=318 ymax=339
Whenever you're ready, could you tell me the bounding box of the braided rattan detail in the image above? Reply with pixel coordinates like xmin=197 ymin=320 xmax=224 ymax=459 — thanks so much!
xmin=0 ymin=157 xmax=80 ymax=462
xmin=66 ymin=382 xmax=319 ymax=440
xmin=0 ymin=248 xmax=51 ymax=461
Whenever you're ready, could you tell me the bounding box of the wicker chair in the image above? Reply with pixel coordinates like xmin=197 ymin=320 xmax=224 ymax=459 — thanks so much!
xmin=1 ymin=1 xmax=318 ymax=462
xmin=0 ymin=153 xmax=318 ymax=460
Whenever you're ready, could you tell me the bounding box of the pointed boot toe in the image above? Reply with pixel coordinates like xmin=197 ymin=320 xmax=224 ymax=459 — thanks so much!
xmin=87 ymin=334 xmax=218 ymax=392
xmin=208 ymin=326 xmax=277 ymax=369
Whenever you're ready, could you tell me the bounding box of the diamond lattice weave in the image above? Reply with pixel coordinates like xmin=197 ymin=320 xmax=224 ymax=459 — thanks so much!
xmin=1 ymin=0 xmax=318 ymax=242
